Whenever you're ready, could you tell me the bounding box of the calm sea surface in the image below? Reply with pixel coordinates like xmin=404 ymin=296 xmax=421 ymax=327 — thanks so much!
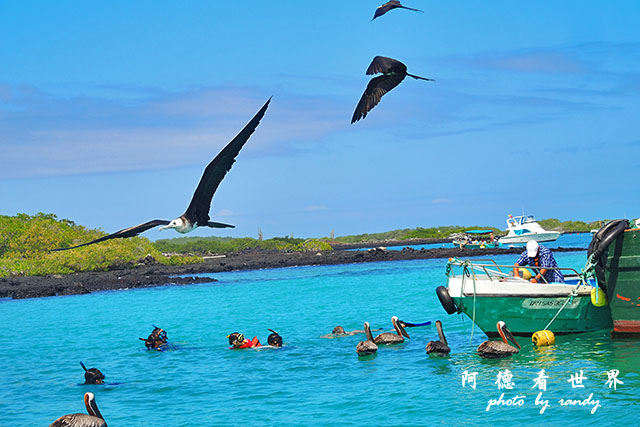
xmin=1 ymin=246 xmax=639 ymax=426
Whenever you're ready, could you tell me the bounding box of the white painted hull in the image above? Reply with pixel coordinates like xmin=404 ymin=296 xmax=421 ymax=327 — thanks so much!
xmin=498 ymin=231 xmax=560 ymax=244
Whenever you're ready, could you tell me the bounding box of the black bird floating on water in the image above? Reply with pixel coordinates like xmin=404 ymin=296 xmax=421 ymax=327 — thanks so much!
xmin=54 ymin=98 xmax=271 ymax=251
xmin=351 ymin=56 xmax=433 ymax=124
xmin=372 ymin=1 xmax=424 ymax=20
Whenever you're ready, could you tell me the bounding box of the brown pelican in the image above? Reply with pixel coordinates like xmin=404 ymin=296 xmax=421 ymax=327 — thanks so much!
xmin=477 ymin=321 xmax=521 ymax=359
xmin=426 ymin=320 xmax=450 ymax=356
xmin=351 ymin=56 xmax=434 ymax=123
xmin=356 ymin=322 xmax=378 ymax=355
xmin=372 ymin=1 xmax=424 ymax=20
xmin=80 ymin=362 xmax=105 ymax=385
xmin=373 ymin=316 xmax=410 ymax=345
xmin=53 ymin=98 xmax=271 ymax=251
xmin=49 ymin=392 xmax=106 ymax=427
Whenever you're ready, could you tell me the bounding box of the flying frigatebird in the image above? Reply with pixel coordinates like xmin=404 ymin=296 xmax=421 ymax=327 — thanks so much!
xmin=54 ymin=98 xmax=271 ymax=251
xmin=351 ymin=56 xmax=433 ymax=124
xmin=372 ymin=1 xmax=423 ymax=20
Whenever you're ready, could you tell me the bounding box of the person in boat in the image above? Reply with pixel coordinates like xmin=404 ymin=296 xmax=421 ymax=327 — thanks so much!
xmin=228 ymin=332 xmax=261 ymax=349
xmin=513 ymin=240 xmax=564 ymax=283
xmin=139 ymin=326 xmax=168 ymax=350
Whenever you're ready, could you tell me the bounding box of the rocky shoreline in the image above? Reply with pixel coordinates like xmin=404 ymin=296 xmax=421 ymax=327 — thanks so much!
xmin=0 ymin=240 xmax=586 ymax=300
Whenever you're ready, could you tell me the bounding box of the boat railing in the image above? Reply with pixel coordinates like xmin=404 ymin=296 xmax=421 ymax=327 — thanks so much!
xmin=446 ymin=258 xmax=582 ymax=285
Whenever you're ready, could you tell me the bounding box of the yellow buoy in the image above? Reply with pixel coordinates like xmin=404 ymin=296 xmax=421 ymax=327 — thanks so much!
xmin=591 ymin=287 xmax=608 ymax=307
xmin=518 ymin=268 xmax=532 ymax=280
xmin=532 ymin=330 xmax=555 ymax=347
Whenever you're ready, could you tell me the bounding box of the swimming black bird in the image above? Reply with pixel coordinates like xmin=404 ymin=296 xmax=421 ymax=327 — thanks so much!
xmin=425 ymin=320 xmax=450 ymax=356
xmin=351 ymin=56 xmax=433 ymax=123
xmin=54 ymin=98 xmax=271 ymax=251
xmin=373 ymin=1 xmax=424 ymax=20
xmin=48 ymin=392 xmax=106 ymax=427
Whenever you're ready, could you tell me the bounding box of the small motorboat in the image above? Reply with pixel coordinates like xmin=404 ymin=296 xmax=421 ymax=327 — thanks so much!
xmin=498 ymin=214 xmax=560 ymax=245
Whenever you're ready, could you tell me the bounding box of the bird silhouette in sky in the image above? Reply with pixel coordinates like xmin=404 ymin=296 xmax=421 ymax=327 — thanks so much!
xmin=372 ymin=1 xmax=424 ymax=20
xmin=351 ymin=56 xmax=434 ymax=124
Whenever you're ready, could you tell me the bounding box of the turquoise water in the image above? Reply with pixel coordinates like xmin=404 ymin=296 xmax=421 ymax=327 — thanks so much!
xmin=1 ymin=251 xmax=639 ymax=426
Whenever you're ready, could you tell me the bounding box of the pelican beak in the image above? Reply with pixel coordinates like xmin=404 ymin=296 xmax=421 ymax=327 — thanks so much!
xmin=502 ymin=325 xmax=521 ymax=349
xmin=398 ymin=322 xmax=410 ymax=339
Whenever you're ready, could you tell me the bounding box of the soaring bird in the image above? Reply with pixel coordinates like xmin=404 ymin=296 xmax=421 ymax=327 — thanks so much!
xmin=49 ymin=392 xmax=106 ymax=427
xmin=356 ymin=321 xmax=378 ymax=355
xmin=426 ymin=320 xmax=450 ymax=356
xmin=477 ymin=321 xmax=521 ymax=359
xmin=373 ymin=316 xmax=410 ymax=345
xmin=351 ymin=56 xmax=433 ymax=123
xmin=54 ymin=98 xmax=271 ymax=251
xmin=372 ymin=1 xmax=424 ymax=20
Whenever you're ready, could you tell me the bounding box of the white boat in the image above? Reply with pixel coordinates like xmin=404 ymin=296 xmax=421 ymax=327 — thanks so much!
xmin=498 ymin=215 xmax=560 ymax=245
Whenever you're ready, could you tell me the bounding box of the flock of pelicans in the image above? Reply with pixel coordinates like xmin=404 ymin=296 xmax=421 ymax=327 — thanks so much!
xmin=48 ymin=2 xmax=438 ymax=425
xmin=49 ymin=318 xmax=521 ymax=426
xmin=354 ymin=317 xmax=521 ymax=359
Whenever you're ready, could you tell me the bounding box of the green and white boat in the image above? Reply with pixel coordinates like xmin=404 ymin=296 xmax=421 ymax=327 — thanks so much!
xmin=588 ymin=218 xmax=640 ymax=337
xmin=436 ymin=258 xmax=612 ymax=336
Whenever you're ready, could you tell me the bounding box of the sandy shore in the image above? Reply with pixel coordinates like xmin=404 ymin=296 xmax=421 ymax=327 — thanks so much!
xmin=0 ymin=240 xmax=585 ymax=299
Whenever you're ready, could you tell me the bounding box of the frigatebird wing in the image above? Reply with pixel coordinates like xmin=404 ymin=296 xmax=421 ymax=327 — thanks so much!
xmin=351 ymin=73 xmax=405 ymax=123
xmin=183 ymin=98 xmax=271 ymax=226
xmin=372 ymin=1 xmax=423 ymax=20
xmin=366 ymin=56 xmax=407 ymax=76
xmin=52 ymin=219 xmax=170 ymax=251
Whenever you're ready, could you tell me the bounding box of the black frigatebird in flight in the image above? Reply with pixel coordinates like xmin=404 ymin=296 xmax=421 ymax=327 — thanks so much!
xmin=351 ymin=56 xmax=433 ymax=124
xmin=372 ymin=1 xmax=423 ymax=20
xmin=54 ymin=98 xmax=271 ymax=251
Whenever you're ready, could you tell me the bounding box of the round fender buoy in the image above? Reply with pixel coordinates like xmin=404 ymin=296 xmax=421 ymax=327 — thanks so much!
xmin=436 ymin=286 xmax=458 ymax=314
xmin=591 ymin=287 xmax=609 ymax=307
xmin=532 ymin=330 xmax=555 ymax=347
xmin=517 ymin=268 xmax=532 ymax=280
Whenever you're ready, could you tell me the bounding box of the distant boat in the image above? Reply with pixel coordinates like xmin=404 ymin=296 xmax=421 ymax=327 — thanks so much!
xmin=498 ymin=214 xmax=560 ymax=245
xmin=452 ymin=229 xmax=501 ymax=249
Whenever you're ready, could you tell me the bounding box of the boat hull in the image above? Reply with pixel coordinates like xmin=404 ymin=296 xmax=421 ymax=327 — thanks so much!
xmin=605 ymin=228 xmax=640 ymax=336
xmin=445 ymin=270 xmax=612 ymax=336
xmin=498 ymin=231 xmax=561 ymax=245
xmin=452 ymin=294 xmax=612 ymax=336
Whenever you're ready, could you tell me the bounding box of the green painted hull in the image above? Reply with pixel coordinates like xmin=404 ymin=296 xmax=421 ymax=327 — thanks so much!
xmin=605 ymin=227 xmax=640 ymax=335
xmin=453 ymin=294 xmax=612 ymax=336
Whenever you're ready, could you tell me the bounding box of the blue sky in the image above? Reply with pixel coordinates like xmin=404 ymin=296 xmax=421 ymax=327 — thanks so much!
xmin=1 ymin=1 xmax=639 ymax=239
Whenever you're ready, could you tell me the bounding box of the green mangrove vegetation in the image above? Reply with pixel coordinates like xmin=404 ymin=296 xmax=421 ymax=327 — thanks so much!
xmin=0 ymin=213 xmax=202 ymax=278
xmin=0 ymin=213 xmax=607 ymax=277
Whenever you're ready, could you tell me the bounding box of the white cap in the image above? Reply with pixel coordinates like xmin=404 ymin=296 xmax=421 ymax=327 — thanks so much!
xmin=526 ymin=240 xmax=539 ymax=257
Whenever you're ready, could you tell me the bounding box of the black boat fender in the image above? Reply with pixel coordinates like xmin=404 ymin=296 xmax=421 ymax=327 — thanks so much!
xmin=436 ymin=285 xmax=458 ymax=314
xmin=587 ymin=219 xmax=629 ymax=291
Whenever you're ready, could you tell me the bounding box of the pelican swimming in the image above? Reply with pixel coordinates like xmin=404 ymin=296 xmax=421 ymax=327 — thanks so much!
xmin=351 ymin=56 xmax=434 ymax=124
xmin=372 ymin=1 xmax=424 ymax=20
xmin=426 ymin=320 xmax=450 ymax=356
xmin=356 ymin=322 xmax=378 ymax=356
xmin=49 ymin=392 xmax=106 ymax=427
xmin=477 ymin=321 xmax=521 ymax=359
xmin=54 ymin=98 xmax=271 ymax=251
xmin=373 ymin=316 xmax=410 ymax=345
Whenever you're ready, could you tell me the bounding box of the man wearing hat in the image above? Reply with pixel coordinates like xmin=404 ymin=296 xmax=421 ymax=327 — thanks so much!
xmin=513 ymin=240 xmax=564 ymax=283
